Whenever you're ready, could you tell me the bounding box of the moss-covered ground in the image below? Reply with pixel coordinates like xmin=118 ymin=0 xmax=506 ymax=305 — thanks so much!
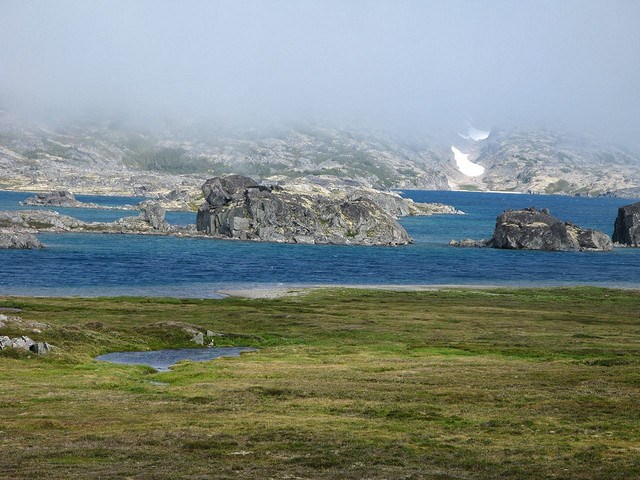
xmin=1 ymin=287 xmax=639 ymax=479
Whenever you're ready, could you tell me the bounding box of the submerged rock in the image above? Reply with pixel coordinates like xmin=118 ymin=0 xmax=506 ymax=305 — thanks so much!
xmin=612 ymin=202 xmax=640 ymax=246
xmin=196 ymin=175 xmax=412 ymax=245
xmin=488 ymin=207 xmax=612 ymax=251
xmin=449 ymin=238 xmax=489 ymax=248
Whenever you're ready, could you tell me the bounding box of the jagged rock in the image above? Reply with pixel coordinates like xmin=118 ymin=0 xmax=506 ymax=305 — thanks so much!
xmin=23 ymin=191 xmax=84 ymax=207
xmin=202 ymin=175 xmax=259 ymax=208
xmin=196 ymin=175 xmax=412 ymax=245
xmin=612 ymin=202 xmax=640 ymax=246
xmin=139 ymin=201 xmax=170 ymax=230
xmin=0 ymin=334 xmax=52 ymax=354
xmin=8 ymin=335 xmax=35 ymax=350
xmin=115 ymin=201 xmax=170 ymax=232
xmin=487 ymin=207 xmax=612 ymax=251
xmin=0 ymin=231 xmax=44 ymax=249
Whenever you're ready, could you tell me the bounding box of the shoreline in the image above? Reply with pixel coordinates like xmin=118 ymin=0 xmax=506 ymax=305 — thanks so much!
xmin=2 ymin=283 xmax=640 ymax=300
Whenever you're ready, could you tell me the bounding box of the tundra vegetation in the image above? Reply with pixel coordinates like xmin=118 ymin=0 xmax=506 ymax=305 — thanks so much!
xmin=0 ymin=287 xmax=639 ymax=479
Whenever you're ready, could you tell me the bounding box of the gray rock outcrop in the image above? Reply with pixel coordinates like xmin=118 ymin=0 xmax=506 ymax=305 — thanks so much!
xmin=488 ymin=207 xmax=612 ymax=251
xmin=0 ymin=335 xmax=52 ymax=354
xmin=138 ymin=201 xmax=170 ymax=230
xmin=612 ymin=202 xmax=640 ymax=246
xmin=0 ymin=210 xmax=85 ymax=231
xmin=196 ymin=175 xmax=412 ymax=245
xmin=23 ymin=191 xmax=84 ymax=207
xmin=0 ymin=231 xmax=44 ymax=249
xmin=113 ymin=201 xmax=170 ymax=232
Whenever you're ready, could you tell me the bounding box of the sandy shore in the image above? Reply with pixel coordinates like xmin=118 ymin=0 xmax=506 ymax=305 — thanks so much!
xmin=215 ymin=284 xmax=511 ymax=299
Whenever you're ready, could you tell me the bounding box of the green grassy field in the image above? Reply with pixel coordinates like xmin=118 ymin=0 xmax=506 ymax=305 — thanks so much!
xmin=1 ymin=287 xmax=639 ymax=479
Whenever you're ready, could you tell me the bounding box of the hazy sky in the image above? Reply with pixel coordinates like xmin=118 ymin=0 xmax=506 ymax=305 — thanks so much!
xmin=1 ymin=0 xmax=639 ymax=142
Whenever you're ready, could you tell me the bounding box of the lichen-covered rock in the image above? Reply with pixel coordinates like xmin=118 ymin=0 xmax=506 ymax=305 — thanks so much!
xmin=487 ymin=207 xmax=612 ymax=251
xmin=0 ymin=231 xmax=44 ymax=249
xmin=196 ymin=175 xmax=412 ymax=245
xmin=612 ymin=202 xmax=640 ymax=246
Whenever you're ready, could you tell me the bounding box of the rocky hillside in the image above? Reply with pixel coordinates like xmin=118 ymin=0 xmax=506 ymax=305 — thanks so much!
xmin=1 ymin=111 xmax=639 ymax=198
xmin=462 ymin=128 xmax=640 ymax=196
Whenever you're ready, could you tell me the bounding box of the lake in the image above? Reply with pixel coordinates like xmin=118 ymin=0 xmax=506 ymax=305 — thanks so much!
xmin=1 ymin=189 xmax=639 ymax=297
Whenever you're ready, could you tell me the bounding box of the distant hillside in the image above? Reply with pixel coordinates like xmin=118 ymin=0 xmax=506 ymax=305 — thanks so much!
xmin=1 ymin=111 xmax=639 ymax=198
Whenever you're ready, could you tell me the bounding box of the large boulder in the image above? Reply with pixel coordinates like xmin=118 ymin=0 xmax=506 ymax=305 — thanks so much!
xmin=201 ymin=175 xmax=259 ymax=208
xmin=612 ymin=202 xmax=640 ymax=246
xmin=196 ymin=175 xmax=412 ymax=245
xmin=487 ymin=207 xmax=612 ymax=251
xmin=115 ymin=201 xmax=170 ymax=232
xmin=139 ymin=201 xmax=170 ymax=231
xmin=0 ymin=335 xmax=52 ymax=354
xmin=0 ymin=231 xmax=44 ymax=249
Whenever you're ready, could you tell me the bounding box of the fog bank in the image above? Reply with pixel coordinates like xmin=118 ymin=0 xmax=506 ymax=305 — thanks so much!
xmin=0 ymin=0 xmax=638 ymax=144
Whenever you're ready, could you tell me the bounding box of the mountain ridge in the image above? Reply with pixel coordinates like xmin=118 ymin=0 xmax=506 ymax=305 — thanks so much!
xmin=1 ymin=111 xmax=639 ymax=200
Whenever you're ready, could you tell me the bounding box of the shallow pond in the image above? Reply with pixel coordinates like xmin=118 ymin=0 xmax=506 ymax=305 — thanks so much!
xmin=96 ymin=347 xmax=256 ymax=372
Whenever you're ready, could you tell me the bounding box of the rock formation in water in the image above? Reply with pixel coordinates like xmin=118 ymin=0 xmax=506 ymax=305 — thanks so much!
xmin=23 ymin=191 xmax=86 ymax=208
xmin=115 ymin=201 xmax=170 ymax=232
xmin=612 ymin=202 xmax=640 ymax=246
xmin=196 ymin=175 xmax=412 ymax=245
xmin=487 ymin=207 xmax=612 ymax=251
xmin=0 ymin=201 xmax=173 ymax=236
xmin=0 ymin=231 xmax=44 ymax=249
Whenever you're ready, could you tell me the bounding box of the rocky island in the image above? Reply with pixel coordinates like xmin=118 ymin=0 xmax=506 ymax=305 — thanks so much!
xmin=0 ymin=231 xmax=44 ymax=249
xmin=196 ymin=175 xmax=412 ymax=245
xmin=613 ymin=201 xmax=640 ymax=246
xmin=1 ymin=176 xmax=463 ymax=247
xmin=451 ymin=207 xmax=612 ymax=251
xmin=23 ymin=191 xmax=96 ymax=208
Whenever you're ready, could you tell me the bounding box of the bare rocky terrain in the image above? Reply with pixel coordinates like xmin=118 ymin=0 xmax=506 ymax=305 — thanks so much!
xmin=1 ymin=111 xmax=639 ymax=200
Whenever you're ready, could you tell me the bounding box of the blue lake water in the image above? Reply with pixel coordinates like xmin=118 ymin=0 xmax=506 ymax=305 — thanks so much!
xmin=96 ymin=347 xmax=256 ymax=372
xmin=1 ymin=189 xmax=640 ymax=297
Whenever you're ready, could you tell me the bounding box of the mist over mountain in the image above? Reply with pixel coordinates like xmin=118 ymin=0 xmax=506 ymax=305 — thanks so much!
xmin=1 ymin=1 xmax=639 ymax=200
xmin=1 ymin=0 xmax=639 ymax=147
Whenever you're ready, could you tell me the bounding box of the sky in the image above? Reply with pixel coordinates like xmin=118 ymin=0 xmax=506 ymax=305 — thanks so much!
xmin=0 ymin=0 xmax=639 ymax=143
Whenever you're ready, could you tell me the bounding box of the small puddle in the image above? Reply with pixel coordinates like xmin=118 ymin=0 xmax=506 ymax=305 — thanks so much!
xmin=96 ymin=347 xmax=256 ymax=372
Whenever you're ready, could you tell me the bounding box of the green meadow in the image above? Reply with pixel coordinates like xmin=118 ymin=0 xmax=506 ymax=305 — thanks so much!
xmin=1 ymin=287 xmax=639 ymax=479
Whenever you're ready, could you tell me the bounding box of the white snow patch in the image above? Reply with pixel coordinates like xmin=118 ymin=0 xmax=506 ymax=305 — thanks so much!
xmin=451 ymin=146 xmax=485 ymax=177
xmin=458 ymin=125 xmax=490 ymax=141
xmin=467 ymin=125 xmax=490 ymax=141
